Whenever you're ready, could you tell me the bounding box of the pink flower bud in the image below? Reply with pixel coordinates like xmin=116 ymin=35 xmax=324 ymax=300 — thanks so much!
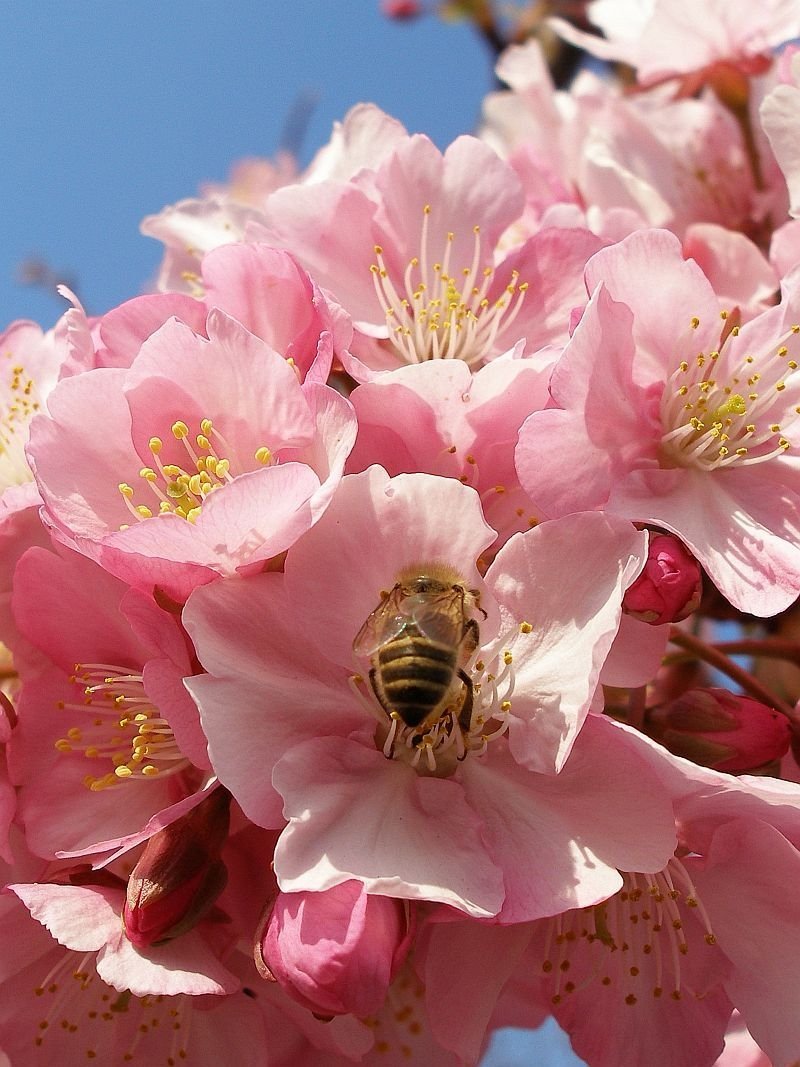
xmin=380 ymin=0 xmax=423 ymax=18
xmin=623 ymin=534 xmax=702 ymax=625
xmin=256 ymin=881 xmax=412 ymax=1017
xmin=647 ymin=688 xmax=791 ymax=773
xmin=123 ymin=788 xmax=231 ymax=949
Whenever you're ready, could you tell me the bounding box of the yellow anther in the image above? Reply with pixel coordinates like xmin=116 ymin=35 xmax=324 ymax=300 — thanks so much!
xmin=255 ymin=446 xmax=272 ymax=465
xmin=139 ymin=467 xmax=157 ymax=481
xmin=141 ymin=765 xmax=159 ymax=777
xmin=186 ymin=507 xmax=201 ymax=524
xmin=196 ymin=434 xmax=210 ymax=450
xmin=54 ymin=739 xmax=72 ymax=753
xmin=135 ymin=506 xmax=152 ymax=518
xmin=691 ymin=317 xmax=700 ymax=329
xmin=118 ymin=483 xmax=134 ymax=498
xmin=215 ymin=459 xmax=230 ymax=477
xmin=114 ymin=766 xmax=133 ymax=778
xmin=171 ymin=421 xmax=189 ymax=439
xmin=520 ymin=621 xmax=533 ymax=634
xmin=149 ymin=437 xmax=162 ymax=454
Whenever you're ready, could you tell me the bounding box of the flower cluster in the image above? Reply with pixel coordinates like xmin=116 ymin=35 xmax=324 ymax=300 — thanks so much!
xmin=4 ymin=4 xmax=800 ymax=1064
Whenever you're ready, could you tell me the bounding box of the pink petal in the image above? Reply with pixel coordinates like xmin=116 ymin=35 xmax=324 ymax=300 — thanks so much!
xmin=273 ymin=736 xmax=505 ymax=917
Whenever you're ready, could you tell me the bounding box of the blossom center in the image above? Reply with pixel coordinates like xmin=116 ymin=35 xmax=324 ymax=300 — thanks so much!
xmin=369 ymin=205 xmax=528 ymax=366
xmin=540 ymin=858 xmax=717 ymax=1007
xmin=31 ymin=947 xmax=195 ymax=1061
xmin=351 ymin=563 xmax=519 ymax=777
xmin=117 ymin=417 xmax=274 ymax=526
xmin=363 ymin=966 xmax=428 ymax=1058
xmin=55 ymin=663 xmax=190 ymax=791
xmin=659 ymin=317 xmax=799 ymax=471
xmin=374 ymin=650 xmax=515 ymax=775
xmin=0 ymin=354 xmax=42 ymax=489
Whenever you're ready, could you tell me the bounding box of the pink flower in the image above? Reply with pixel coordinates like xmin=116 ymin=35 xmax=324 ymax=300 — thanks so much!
xmin=346 ymin=355 xmax=553 ymax=546
xmin=123 ymin=788 xmax=232 ymax=949
xmin=646 ymin=688 xmax=791 ymax=772
xmin=423 ymin=727 xmax=800 ymax=1067
xmin=381 ymin=0 xmax=423 ymax=17
xmin=515 ymin=229 xmax=800 ymax=615
xmin=184 ymin=468 xmax=673 ymax=924
xmin=8 ymin=880 xmax=239 ymax=997
xmin=0 ymin=302 xmax=93 ymax=525
xmin=623 ymin=532 xmax=702 ymax=624
xmin=761 ymin=48 xmax=800 ymax=220
xmin=482 ymin=40 xmax=775 ymax=259
xmin=257 ymin=881 xmax=412 ymax=1017
xmin=94 ymin=242 xmax=348 ymax=384
xmin=551 ymin=0 xmax=800 ymax=88
xmin=27 ymin=310 xmax=356 ymax=600
xmin=0 ymin=896 xmax=263 ymax=1064
xmin=255 ymin=124 xmax=603 ymax=376
xmin=9 ymin=543 xmax=208 ymax=859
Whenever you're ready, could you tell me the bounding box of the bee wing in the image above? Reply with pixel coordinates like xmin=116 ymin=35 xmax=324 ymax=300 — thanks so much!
xmin=407 ymin=589 xmax=464 ymax=645
xmin=352 ymin=587 xmax=408 ymax=657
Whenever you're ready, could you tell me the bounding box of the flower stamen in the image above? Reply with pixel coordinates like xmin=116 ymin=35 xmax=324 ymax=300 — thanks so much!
xmin=55 ymin=663 xmax=189 ymax=791
xmin=370 ymin=206 xmax=528 ymax=366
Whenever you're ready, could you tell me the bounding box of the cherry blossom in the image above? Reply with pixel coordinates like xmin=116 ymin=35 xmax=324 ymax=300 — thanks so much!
xmin=8 ymin=543 xmax=208 ymax=859
xmin=183 ymin=469 xmax=670 ymax=924
xmin=27 ymin=310 xmax=356 ymax=600
xmin=550 ymin=0 xmax=800 ymax=88
xmin=516 ymin=229 xmax=800 ymax=614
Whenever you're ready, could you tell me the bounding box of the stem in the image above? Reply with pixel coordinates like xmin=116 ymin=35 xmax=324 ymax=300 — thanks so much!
xmin=713 ymin=639 xmax=800 ymax=666
xmin=668 ymin=626 xmax=797 ymax=722
xmin=626 ymin=686 xmax=647 ymax=731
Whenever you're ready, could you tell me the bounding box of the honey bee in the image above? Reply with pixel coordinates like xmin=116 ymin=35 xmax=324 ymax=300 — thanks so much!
xmin=353 ymin=564 xmax=485 ymax=737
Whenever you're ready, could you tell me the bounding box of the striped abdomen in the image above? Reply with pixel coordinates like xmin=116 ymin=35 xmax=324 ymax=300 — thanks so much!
xmin=375 ymin=631 xmax=458 ymax=728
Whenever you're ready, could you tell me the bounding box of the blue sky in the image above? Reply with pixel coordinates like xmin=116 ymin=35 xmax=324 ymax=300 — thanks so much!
xmin=1 ymin=1 xmax=496 ymax=327
xmin=2 ymin=4 xmax=585 ymax=1063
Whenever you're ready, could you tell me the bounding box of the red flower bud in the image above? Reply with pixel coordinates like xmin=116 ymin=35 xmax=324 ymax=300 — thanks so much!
xmin=647 ymin=688 xmax=791 ymax=773
xmin=123 ymin=788 xmax=231 ymax=949
xmin=255 ymin=881 xmax=413 ymax=1017
xmin=380 ymin=0 xmax=423 ymax=18
xmin=623 ymin=533 xmax=702 ymax=625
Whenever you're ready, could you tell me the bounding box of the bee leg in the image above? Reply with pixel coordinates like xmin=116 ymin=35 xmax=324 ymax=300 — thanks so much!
xmin=461 ymin=618 xmax=480 ymax=662
xmin=456 ymin=669 xmax=474 ymax=736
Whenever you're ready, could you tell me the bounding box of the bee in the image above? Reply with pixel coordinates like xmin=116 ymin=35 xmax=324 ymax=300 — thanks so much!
xmin=353 ymin=564 xmax=484 ymax=737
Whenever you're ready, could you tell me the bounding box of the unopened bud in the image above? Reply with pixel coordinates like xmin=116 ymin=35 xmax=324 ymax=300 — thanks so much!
xmin=380 ymin=0 xmax=423 ymax=18
xmin=647 ymin=688 xmax=791 ymax=773
xmin=123 ymin=788 xmax=231 ymax=949
xmin=623 ymin=534 xmax=701 ymax=625
xmin=256 ymin=881 xmax=412 ymax=1017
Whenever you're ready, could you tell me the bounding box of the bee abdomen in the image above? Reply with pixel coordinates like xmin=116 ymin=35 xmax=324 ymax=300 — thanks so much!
xmin=377 ymin=636 xmax=457 ymax=727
